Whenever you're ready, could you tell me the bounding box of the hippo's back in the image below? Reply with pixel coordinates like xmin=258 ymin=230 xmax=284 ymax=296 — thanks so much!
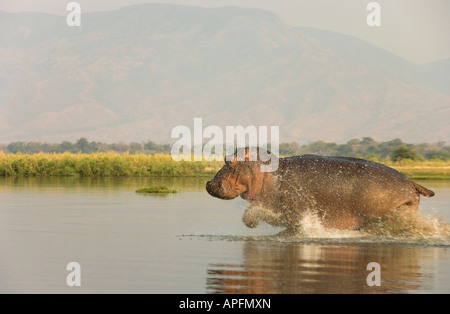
xmin=277 ymin=154 xmax=419 ymax=223
xmin=280 ymin=154 xmax=409 ymax=182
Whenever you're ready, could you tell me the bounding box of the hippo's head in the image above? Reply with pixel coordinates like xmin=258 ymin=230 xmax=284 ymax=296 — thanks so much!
xmin=206 ymin=147 xmax=279 ymax=201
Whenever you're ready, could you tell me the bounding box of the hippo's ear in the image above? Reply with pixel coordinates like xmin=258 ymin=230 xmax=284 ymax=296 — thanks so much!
xmin=230 ymin=155 xmax=238 ymax=168
xmin=244 ymin=147 xmax=250 ymax=161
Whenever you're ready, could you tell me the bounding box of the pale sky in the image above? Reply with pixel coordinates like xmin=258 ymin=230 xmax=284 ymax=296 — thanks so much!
xmin=0 ymin=0 xmax=449 ymax=64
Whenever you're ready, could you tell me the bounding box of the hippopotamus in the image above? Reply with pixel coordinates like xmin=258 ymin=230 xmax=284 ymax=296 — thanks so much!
xmin=205 ymin=147 xmax=435 ymax=230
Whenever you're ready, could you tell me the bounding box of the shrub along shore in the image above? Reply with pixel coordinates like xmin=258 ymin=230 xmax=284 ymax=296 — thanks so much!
xmin=0 ymin=152 xmax=449 ymax=179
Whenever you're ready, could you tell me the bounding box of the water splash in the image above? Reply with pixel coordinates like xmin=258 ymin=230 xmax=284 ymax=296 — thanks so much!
xmin=293 ymin=210 xmax=365 ymax=239
xmin=243 ymin=205 xmax=450 ymax=244
xmin=242 ymin=205 xmax=284 ymax=228
xmin=362 ymin=210 xmax=450 ymax=238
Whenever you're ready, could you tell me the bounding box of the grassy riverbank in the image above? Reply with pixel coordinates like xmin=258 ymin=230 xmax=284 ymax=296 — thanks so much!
xmin=0 ymin=152 xmax=449 ymax=179
xmin=0 ymin=152 xmax=222 ymax=177
xmin=390 ymin=166 xmax=450 ymax=180
xmin=378 ymin=160 xmax=450 ymax=180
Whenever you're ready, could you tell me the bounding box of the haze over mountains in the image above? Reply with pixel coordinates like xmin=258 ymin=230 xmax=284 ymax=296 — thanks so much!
xmin=0 ymin=4 xmax=449 ymax=144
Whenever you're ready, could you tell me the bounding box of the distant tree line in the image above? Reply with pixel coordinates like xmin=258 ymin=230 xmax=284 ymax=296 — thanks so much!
xmin=0 ymin=138 xmax=171 ymax=155
xmin=1 ymin=137 xmax=450 ymax=162
xmin=278 ymin=137 xmax=450 ymax=161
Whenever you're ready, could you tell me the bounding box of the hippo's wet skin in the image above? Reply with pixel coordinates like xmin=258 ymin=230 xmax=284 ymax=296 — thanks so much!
xmin=206 ymin=148 xmax=435 ymax=230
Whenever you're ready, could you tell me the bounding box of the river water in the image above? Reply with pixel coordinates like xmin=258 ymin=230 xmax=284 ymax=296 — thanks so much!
xmin=0 ymin=177 xmax=449 ymax=294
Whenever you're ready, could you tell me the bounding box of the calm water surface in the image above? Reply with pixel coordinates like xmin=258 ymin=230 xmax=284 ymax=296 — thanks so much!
xmin=0 ymin=177 xmax=449 ymax=294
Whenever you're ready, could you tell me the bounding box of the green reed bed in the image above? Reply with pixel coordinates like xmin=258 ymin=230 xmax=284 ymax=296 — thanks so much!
xmin=390 ymin=167 xmax=450 ymax=180
xmin=0 ymin=152 xmax=222 ymax=177
xmin=386 ymin=160 xmax=450 ymax=180
xmin=0 ymin=152 xmax=449 ymax=179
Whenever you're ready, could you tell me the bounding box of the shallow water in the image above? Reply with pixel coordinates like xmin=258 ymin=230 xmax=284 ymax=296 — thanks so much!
xmin=0 ymin=177 xmax=449 ymax=293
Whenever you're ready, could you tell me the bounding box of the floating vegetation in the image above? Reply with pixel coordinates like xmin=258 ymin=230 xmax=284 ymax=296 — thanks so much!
xmin=136 ymin=185 xmax=178 ymax=194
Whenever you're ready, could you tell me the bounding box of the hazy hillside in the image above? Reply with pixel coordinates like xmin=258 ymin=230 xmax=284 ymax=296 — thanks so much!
xmin=422 ymin=58 xmax=450 ymax=95
xmin=0 ymin=4 xmax=449 ymax=144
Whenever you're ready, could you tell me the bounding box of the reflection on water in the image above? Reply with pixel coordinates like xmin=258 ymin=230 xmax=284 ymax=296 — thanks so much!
xmin=0 ymin=177 xmax=449 ymax=293
xmin=207 ymin=242 xmax=444 ymax=294
xmin=0 ymin=176 xmax=209 ymax=192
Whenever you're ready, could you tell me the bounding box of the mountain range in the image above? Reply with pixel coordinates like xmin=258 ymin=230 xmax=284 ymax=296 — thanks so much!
xmin=0 ymin=4 xmax=449 ymax=144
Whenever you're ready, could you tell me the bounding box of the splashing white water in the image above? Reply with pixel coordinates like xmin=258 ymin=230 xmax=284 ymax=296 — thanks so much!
xmin=363 ymin=210 xmax=450 ymax=238
xmin=294 ymin=211 xmax=365 ymax=238
xmin=244 ymin=205 xmax=450 ymax=241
